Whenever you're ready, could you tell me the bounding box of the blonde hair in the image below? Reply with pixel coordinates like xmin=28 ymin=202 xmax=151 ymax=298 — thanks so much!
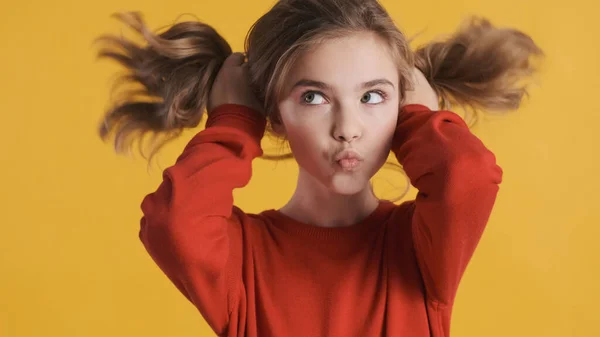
xmin=95 ymin=0 xmax=542 ymax=159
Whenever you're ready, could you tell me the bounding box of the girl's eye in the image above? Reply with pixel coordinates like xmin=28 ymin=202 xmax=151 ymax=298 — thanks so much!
xmin=360 ymin=91 xmax=385 ymax=104
xmin=302 ymin=91 xmax=327 ymax=105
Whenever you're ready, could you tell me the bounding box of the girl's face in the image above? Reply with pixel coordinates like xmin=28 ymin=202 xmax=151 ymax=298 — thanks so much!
xmin=277 ymin=32 xmax=400 ymax=196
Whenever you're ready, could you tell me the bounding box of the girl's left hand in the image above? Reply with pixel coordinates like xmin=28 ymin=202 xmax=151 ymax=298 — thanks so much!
xmin=402 ymin=68 xmax=439 ymax=111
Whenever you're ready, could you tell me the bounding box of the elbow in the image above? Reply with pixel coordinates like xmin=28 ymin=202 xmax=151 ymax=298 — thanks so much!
xmin=139 ymin=212 xmax=230 ymax=280
xmin=447 ymin=149 xmax=503 ymax=193
xmin=138 ymin=215 xmax=168 ymax=260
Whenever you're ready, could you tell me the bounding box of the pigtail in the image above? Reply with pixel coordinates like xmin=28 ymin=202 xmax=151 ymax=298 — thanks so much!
xmin=415 ymin=17 xmax=543 ymax=116
xmin=95 ymin=12 xmax=231 ymax=158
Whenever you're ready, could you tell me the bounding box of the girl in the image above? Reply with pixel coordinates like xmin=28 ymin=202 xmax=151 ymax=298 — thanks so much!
xmin=96 ymin=0 xmax=542 ymax=336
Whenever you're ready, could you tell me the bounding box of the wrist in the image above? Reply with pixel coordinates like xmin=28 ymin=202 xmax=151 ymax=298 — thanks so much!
xmin=206 ymin=104 xmax=267 ymax=142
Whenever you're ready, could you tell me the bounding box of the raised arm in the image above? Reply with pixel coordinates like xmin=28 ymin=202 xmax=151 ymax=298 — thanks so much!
xmin=393 ymin=104 xmax=502 ymax=306
xmin=138 ymin=53 xmax=265 ymax=334
xmin=139 ymin=104 xmax=264 ymax=334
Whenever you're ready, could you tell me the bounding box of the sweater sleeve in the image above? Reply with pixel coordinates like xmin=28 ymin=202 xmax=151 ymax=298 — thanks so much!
xmin=138 ymin=104 xmax=265 ymax=334
xmin=392 ymin=104 xmax=503 ymax=306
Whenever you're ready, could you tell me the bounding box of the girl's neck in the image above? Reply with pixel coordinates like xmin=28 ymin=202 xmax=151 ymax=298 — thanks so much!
xmin=279 ymin=168 xmax=380 ymax=228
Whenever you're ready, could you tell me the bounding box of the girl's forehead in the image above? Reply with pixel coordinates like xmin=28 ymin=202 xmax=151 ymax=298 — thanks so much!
xmin=284 ymin=33 xmax=400 ymax=89
xmin=299 ymin=32 xmax=394 ymax=63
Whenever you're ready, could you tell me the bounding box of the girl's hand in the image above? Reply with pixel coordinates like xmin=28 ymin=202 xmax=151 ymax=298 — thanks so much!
xmin=402 ymin=68 xmax=439 ymax=111
xmin=207 ymin=53 xmax=263 ymax=114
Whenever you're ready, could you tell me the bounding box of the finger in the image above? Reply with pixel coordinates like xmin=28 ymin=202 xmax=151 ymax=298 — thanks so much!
xmin=223 ymin=52 xmax=245 ymax=67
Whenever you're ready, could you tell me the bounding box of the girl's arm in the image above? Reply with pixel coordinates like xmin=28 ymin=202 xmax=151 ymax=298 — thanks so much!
xmin=139 ymin=104 xmax=264 ymax=334
xmin=392 ymin=104 xmax=502 ymax=306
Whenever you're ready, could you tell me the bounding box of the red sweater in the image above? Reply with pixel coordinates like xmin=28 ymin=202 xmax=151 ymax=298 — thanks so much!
xmin=139 ymin=104 xmax=502 ymax=337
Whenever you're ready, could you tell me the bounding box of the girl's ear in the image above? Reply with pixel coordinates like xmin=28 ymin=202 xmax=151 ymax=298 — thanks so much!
xmin=270 ymin=117 xmax=286 ymax=136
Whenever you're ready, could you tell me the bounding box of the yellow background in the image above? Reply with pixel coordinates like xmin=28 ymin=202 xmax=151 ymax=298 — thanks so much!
xmin=1 ymin=0 xmax=598 ymax=336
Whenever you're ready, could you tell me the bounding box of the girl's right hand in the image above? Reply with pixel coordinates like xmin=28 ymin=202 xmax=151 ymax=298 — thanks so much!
xmin=207 ymin=53 xmax=263 ymax=114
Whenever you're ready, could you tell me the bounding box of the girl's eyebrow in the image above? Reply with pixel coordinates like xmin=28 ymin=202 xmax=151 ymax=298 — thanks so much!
xmin=292 ymin=79 xmax=330 ymax=90
xmin=361 ymin=79 xmax=395 ymax=90
xmin=291 ymin=78 xmax=395 ymax=91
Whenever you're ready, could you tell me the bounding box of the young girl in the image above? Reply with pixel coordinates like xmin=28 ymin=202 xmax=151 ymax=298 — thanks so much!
xmin=97 ymin=0 xmax=541 ymax=336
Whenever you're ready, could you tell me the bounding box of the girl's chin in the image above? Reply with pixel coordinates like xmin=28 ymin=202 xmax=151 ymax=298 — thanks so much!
xmin=327 ymin=175 xmax=371 ymax=196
